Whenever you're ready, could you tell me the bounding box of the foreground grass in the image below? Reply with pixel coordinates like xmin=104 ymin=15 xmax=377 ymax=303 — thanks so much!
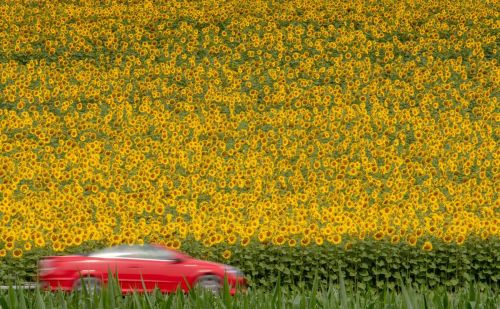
xmin=1 ymin=275 xmax=498 ymax=309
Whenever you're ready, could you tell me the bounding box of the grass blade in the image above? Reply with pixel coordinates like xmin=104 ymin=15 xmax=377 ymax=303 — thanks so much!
xmin=339 ymin=267 xmax=348 ymax=309
xmin=34 ymin=287 xmax=46 ymax=309
xmin=401 ymin=282 xmax=414 ymax=309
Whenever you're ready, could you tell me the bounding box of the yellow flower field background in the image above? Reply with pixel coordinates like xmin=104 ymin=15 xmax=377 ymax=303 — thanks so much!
xmin=0 ymin=0 xmax=498 ymax=259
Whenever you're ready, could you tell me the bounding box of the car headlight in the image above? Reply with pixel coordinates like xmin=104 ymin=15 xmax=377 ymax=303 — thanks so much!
xmin=224 ymin=266 xmax=244 ymax=277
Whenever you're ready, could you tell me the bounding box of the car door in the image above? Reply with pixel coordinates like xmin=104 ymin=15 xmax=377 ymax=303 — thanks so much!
xmin=88 ymin=245 xmax=188 ymax=293
xmin=131 ymin=245 xmax=191 ymax=292
xmin=116 ymin=257 xmax=150 ymax=292
xmin=88 ymin=245 xmax=151 ymax=292
xmin=137 ymin=258 xmax=185 ymax=292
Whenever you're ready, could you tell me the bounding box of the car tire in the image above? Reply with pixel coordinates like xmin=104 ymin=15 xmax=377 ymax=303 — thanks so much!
xmin=194 ymin=275 xmax=222 ymax=294
xmin=73 ymin=277 xmax=101 ymax=294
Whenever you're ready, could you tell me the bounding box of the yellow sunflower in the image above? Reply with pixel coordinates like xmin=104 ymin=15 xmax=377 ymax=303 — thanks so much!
xmin=222 ymin=249 xmax=232 ymax=260
xmin=422 ymin=241 xmax=433 ymax=251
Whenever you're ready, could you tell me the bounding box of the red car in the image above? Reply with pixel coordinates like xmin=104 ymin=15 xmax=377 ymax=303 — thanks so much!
xmin=38 ymin=244 xmax=247 ymax=295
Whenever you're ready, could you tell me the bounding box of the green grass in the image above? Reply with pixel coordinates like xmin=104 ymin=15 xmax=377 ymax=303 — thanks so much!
xmin=1 ymin=273 xmax=498 ymax=309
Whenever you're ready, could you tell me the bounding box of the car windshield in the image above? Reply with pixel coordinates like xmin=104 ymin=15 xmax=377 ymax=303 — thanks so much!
xmin=89 ymin=244 xmax=176 ymax=260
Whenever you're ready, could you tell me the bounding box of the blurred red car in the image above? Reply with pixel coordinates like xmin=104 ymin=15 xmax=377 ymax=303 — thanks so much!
xmin=38 ymin=244 xmax=246 ymax=295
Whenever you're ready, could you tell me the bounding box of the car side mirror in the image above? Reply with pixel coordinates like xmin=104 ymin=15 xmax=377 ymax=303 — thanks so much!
xmin=171 ymin=257 xmax=183 ymax=263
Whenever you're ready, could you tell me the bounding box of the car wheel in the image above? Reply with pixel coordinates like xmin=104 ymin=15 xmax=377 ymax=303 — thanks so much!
xmin=194 ymin=275 xmax=222 ymax=294
xmin=73 ymin=277 xmax=101 ymax=294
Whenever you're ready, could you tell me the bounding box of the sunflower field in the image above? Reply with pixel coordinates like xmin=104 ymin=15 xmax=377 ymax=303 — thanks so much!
xmin=0 ymin=0 xmax=498 ymax=290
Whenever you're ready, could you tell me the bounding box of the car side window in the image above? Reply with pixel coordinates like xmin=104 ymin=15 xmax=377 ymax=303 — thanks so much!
xmin=142 ymin=246 xmax=175 ymax=260
xmin=89 ymin=246 xmax=128 ymax=258
xmin=90 ymin=245 xmax=175 ymax=260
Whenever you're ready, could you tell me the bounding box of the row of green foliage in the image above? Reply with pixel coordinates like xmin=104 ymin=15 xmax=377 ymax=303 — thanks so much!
xmin=1 ymin=238 xmax=499 ymax=291
xmin=186 ymin=238 xmax=500 ymax=291
xmin=1 ymin=271 xmax=499 ymax=309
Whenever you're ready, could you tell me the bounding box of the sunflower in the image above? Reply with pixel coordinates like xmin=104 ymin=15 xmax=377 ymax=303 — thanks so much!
xmin=222 ymin=249 xmax=232 ymax=260
xmin=258 ymin=231 xmax=268 ymax=243
xmin=443 ymin=234 xmax=453 ymax=243
xmin=52 ymin=241 xmax=62 ymax=252
xmin=241 ymin=237 xmax=250 ymax=247
xmin=374 ymin=231 xmax=384 ymax=241
xmin=300 ymin=237 xmax=311 ymax=246
xmin=415 ymin=228 xmax=424 ymax=237
xmin=202 ymin=239 xmax=211 ymax=247
xmin=273 ymin=235 xmax=286 ymax=246
xmin=155 ymin=206 xmax=164 ymax=215
xmin=332 ymin=235 xmax=342 ymax=245
xmin=227 ymin=235 xmax=237 ymax=245
xmin=73 ymin=236 xmax=83 ymax=246
xmin=422 ymin=241 xmax=432 ymax=251
xmin=407 ymin=235 xmax=417 ymax=246
xmin=386 ymin=227 xmax=395 ymax=235
xmin=5 ymin=242 xmax=14 ymax=250
xmin=12 ymin=248 xmax=23 ymax=258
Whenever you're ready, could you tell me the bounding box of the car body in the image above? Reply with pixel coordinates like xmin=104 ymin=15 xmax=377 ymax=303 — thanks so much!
xmin=38 ymin=244 xmax=246 ymax=295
